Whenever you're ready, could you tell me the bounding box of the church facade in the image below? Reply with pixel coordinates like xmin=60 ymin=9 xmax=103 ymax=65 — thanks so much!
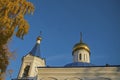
xmin=12 ymin=34 xmax=120 ymax=80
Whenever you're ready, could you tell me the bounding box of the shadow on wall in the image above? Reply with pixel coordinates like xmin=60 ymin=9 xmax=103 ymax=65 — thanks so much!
xmin=117 ymin=67 xmax=120 ymax=72
xmin=40 ymin=77 xmax=57 ymax=80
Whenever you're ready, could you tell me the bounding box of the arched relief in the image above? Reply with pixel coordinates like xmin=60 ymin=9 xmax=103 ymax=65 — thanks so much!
xmin=40 ymin=77 xmax=57 ymax=80
xmin=92 ymin=78 xmax=111 ymax=80
xmin=84 ymin=77 xmax=111 ymax=80
xmin=65 ymin=77 xmax=111 ymax=80
xmin=65 ymin=77 xmax=82 ymax=80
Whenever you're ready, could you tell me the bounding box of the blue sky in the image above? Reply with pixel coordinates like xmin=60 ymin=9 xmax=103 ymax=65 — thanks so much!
xmin=7 ymin=0 xmax=120 ymax=79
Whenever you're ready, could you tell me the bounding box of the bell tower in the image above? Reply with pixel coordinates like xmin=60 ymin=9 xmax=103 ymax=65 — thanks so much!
xmin=18 ymin=36 xmax=46 ymax=79
xmin=72 ymin=33 xmax=90 ymax=63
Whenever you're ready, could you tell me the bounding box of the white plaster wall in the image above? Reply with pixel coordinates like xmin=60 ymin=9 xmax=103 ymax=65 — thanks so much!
xmin=37 ymin=67 xmax=120 ymax=80
xmin=18 ymin=54 xmax=46 ymax=78
xmin=73 ymin=49 xmax=90 ymax=63
xmin=29 ymin=56 xmax=46 ymax=77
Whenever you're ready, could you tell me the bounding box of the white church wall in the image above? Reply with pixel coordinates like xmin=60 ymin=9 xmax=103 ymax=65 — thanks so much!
xmin=37 ymin=67 xmax=120 ymax=80
xmin=18 ymin=54 xmax=46 ymax=78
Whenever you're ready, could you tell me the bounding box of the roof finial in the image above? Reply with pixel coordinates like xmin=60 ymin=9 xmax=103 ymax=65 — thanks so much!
xmin=40 ymin=31 xmax=42 ymax=37
xmin=36 ymin=31 xmax=42 ymax=44
xmin=80 ymin=32 xmax=83 ymax=43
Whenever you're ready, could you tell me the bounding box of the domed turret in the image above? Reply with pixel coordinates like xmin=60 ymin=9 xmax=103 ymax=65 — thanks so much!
xmin=18 ymin=34 xmax=46 ymax=79
xmin=65 ymin=33 xmax=93 ymax=67
xmin=72 ymin=33 xmax=90 ymax=63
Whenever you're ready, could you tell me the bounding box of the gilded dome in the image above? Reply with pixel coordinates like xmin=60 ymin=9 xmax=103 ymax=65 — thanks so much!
xmin=36 ymin=36 xmax=42 ymax=44
xmin=37 ymin=36 xmax=42 ymax=41
xmin=72 ymin=42 xmax=90 ymax=54
xmin=72 ymin=32 xmax=90 ymax=54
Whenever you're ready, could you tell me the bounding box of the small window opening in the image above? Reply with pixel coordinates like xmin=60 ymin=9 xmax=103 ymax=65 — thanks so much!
xmin=79 ymin=54 xmax=82 ymax=60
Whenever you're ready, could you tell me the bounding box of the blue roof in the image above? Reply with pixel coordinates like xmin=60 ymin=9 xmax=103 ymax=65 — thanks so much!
xmin=64 ymin=62 xmax=94 ymax=67
xmin=29 ymin=43 xmax=41 ymax=57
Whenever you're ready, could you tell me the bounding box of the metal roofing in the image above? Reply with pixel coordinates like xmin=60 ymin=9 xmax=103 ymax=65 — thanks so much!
xmin=64 ymin=62 xmax=94 ymax=67
xmin=29 ymin=43 xmax=41 ymax=57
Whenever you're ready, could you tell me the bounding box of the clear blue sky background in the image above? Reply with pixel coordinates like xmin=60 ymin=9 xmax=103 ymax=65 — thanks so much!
xmin=7 ymin=0 xmax=120 ymax=79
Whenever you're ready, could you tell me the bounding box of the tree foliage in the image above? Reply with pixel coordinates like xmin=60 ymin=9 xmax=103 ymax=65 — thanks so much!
xmin=0 ymin=0 xmax=34 ymax=79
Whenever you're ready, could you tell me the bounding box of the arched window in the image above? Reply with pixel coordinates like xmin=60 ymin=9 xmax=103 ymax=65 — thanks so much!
xmin=23 ymin=65 xmax=30 ymax=77
xmin=79 ymin=54 xmax=82 ymax=60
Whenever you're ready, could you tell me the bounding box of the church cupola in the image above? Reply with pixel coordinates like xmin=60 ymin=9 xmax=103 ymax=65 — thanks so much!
xmin=72 ymin=33 xmax=90 ymax=63
xmin=18 ymin=35 xmax=46 ymax=79
xmin=29 ymin=36 xmax=42 ymax=57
